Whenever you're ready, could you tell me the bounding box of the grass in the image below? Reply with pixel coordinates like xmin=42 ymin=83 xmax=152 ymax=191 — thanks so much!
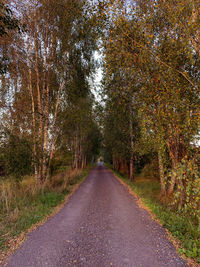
xmin=110 ymin=169 xmax=200 ymax=265
xmin=0 ymin=166 xmax=92 ymax=259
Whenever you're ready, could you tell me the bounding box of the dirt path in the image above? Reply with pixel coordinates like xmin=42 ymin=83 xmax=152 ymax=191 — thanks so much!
xmin=2 ymin=165 xmax=187 ymax=267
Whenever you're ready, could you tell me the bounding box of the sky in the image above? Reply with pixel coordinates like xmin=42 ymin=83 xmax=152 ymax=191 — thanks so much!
xmin=91 ymin=51 xmax=103 ymax=102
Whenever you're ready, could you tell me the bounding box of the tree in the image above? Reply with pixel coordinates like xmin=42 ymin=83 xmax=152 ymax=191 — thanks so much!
xmin=99 ymin=0 xmax=200 ymax=201
xmin=0 ymin=0 xmax=100 ymax=183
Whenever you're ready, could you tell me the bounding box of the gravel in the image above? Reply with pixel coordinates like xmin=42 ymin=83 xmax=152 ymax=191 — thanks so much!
xmin=2 ymin=165 xmax=187 ymax=267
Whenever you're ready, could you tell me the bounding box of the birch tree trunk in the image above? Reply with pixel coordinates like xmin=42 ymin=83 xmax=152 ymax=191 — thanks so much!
xmin=42 ymin=24 xmax=51 ymax=179
xmin=158 ymin=148 xmax=166 ymax=196
xmin=34 ymin=7 xmax=44 ymax=183
xmin=129 ymin=106 xmax=134 ymax=180
xmin=28 ymin=65 xmax=38 ymax=178
xmin=45 ymin=80 xmax=65 ymax=181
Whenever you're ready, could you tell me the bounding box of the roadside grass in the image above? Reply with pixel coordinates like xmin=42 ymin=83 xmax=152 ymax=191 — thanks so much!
xmin=0 ymin=166 xmax=92 ymax=257
xmin=110 ymin=169 xmax=200 ymax=264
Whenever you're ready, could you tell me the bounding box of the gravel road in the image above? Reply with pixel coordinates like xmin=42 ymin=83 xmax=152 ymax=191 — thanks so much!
xmin=2 ymin=165 xmax=187 ymax=267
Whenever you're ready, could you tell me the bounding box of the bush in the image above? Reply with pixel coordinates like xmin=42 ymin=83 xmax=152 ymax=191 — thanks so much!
xmin=0 ymin=132 xmax=33 ymax=180
xmin=140 ymin=159 xmax=159 ymax=178
xmin=172 ymin=159 xmax=200 ymax=225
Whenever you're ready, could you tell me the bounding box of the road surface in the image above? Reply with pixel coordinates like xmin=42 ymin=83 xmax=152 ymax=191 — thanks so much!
xmin=2 ymin=165 xmax=187 ymax=267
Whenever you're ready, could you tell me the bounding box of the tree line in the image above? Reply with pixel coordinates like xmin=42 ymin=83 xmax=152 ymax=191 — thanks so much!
xmin=0 ymin=0 xmax=101 ymax=183
xmin=100 ymin=0 xmax=200 ymax=219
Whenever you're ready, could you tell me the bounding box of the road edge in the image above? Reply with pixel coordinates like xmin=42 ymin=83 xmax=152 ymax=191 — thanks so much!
xmin=0 ymin=168 xmax=91 ymax=266
xmin=108 ymin=168 xmax=198 ymax=267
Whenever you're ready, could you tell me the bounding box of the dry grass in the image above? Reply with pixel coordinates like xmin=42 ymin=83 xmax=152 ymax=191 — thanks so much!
xmin=47 ymin=168 xmax=83 ymax=191
xmin=0 ymin=177 xmax=36 ymax=215
xmin=0 ymin=168 xmax=83 ymax=214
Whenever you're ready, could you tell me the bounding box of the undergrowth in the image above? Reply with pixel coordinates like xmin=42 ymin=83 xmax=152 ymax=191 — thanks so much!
xmin=111 ymin=169 xmax=200 ymax=264
xmin=0 ymin=166 xmax=91 ymax=256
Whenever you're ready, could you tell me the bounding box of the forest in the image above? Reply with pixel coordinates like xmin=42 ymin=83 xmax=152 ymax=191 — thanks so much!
xmin=0 ymin=0 xmax=200 ymax=264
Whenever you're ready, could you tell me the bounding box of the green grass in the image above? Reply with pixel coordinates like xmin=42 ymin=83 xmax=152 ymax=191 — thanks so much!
xmin=0 ymin=166 xmax=92 ymax=256
xmin=111 ymin=169 xmax=200 ymax=264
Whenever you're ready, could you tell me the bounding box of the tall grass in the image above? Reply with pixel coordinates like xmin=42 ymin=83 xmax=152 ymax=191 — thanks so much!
xmin=0 ymin=167 xmax=90 ymax=258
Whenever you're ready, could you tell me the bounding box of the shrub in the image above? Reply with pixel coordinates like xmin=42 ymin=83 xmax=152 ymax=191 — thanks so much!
xmin=0 ymin=132 xmax=33 ymax=181
xmin=172 ymin=159 xmax=200 ymax=225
